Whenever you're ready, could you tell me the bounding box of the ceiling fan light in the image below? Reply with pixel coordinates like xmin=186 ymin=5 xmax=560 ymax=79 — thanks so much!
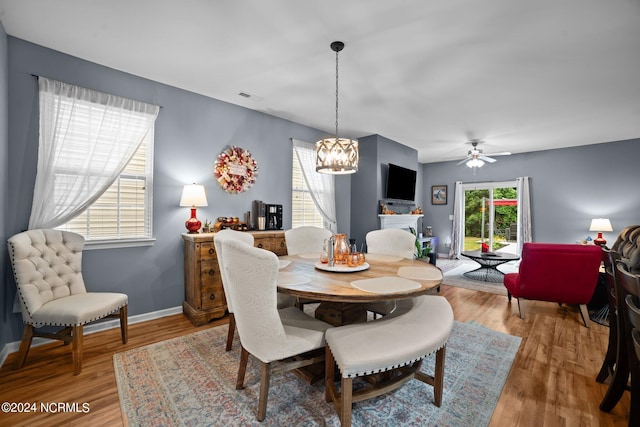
xmin=467 ymin=158 xmax=484 ymax=168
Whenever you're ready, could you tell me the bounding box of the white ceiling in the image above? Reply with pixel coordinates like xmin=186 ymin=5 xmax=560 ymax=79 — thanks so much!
xmin=1 ymin=0 xmax=639 ymax=163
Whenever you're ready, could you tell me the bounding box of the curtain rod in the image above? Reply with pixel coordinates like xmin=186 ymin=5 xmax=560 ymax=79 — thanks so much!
xmin=29 ymin=73 xmax=163 ymax=108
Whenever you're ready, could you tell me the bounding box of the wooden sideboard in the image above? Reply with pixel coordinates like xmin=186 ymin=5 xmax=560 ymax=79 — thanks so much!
xmin=182 ymin=231 xmax=287 ymax=326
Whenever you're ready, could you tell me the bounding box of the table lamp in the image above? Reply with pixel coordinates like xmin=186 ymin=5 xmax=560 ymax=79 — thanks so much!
xmin=180 ymin=184 xmax=208 ymax=233
xmin=589 ymin=218 xmax=612 ymax=246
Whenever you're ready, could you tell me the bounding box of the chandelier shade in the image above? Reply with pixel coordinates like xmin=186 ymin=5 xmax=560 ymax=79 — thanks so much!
xmin=316 ymin=137 xmax=359 ymax=174
xmin=316 ymin=41 xmax=358 ymax=174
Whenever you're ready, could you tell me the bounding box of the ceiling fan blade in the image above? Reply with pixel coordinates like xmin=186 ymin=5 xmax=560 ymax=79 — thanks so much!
xmin=484 ymin=151 xmax=511 ymax=157
xmin=479 ymin=155 xmax=497 ymax=163
xmin=456 ymin=158 xmax=470 ymax=165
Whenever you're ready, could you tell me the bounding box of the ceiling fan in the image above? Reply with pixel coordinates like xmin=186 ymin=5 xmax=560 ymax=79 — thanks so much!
xmin=457 ymin=140 xmax=511 ymax=168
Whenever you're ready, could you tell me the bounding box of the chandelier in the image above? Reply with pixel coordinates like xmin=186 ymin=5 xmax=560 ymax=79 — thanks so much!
xmin=316 ymin=41 xmax=359 ymax=174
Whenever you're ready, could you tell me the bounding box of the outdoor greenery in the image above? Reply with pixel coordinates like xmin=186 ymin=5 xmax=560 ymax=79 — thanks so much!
xmin=465 ymin=188 xmax=517 ymax=242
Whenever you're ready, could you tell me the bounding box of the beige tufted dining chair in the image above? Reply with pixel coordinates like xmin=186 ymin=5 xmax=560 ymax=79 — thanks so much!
xmin=220 ymin=238 xmax=332 ymax=421
xmin=364 ymin=228 xmax=417 ymax=317
xmin=7 ymin=229 xmax=128 ymax=375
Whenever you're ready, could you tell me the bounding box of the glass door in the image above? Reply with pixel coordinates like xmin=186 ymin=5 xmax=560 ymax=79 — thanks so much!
xmin=462 ymin=182 xmax=518 ymax=254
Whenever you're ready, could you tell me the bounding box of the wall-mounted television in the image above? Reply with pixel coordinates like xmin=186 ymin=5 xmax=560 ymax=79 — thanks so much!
xmin=385 ymin=163 xmax=417 ymax=203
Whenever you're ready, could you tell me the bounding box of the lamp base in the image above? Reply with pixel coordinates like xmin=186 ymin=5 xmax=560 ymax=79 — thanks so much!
xmin=593 ymin=232 xmax=606 ymax=247
xmin=185 ymin=207 xmax=201 ymax=234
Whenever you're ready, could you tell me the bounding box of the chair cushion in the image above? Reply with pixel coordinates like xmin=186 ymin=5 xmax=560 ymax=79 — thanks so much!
xmin=29 ymin=292 xmax=128 ymax=327
xmin=325 ymin=295 xmax=453 ymax=377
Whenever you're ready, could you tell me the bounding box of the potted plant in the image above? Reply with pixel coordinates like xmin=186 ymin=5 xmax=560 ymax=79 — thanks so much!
xmin=202 ymin=219 xmax=212 ymax=233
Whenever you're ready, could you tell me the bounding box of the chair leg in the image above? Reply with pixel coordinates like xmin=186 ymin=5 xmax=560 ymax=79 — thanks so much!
xmin=325 ymin=345 xmax=335 ymax=403
xmin=517 ymin=298 xmax=524 ymax=319
xmin=119 ymin=305 xmax=128 ymax=344
xmin=257 ymin=362 xmax=272 ymax=422
xmin=507 ymin=291 xmax=512 ymax=302
xmin=578 ymin=304 xmax=590 ymax=328
xmin=226 ymin=313 xmax=236 ymax=352
xmin=340 ymin=376 xmax=353 ymax=427
xmin=433 ymin=345 xmax=446 ymax=407
xmin=15 ymin=324 xmax=34 ymax=370
xmin=72 ymin=325 xmax=83 ymax=375
xmin=236 ymin=346 xmax=250 ymax=390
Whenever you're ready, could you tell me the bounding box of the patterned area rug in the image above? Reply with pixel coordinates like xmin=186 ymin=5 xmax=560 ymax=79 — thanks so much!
xmin=114 ymin=321 xmax=521 ymax=426
xmin=439 ymin=259 xmax=519 ymax=296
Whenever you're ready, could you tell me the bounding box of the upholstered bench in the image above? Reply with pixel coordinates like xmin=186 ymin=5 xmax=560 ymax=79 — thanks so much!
xmin=324 ymin=295 xmax=454 ymax=427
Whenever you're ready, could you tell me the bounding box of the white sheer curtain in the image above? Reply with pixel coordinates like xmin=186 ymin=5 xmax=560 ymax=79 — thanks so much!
xmin=516 ymin=176 xmax=532 ymax=253
xmin=291 ymin=138 xmax=337 ymax=232
xmin=449 ymin=181 xmax=464 ymax=259
xmin=29 ymin=77 xmax=160 ymax=229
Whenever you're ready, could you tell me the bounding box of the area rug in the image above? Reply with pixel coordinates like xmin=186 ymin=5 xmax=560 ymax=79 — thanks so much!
xmin=114 ymin=321 xmax=521 ymax=426
xmin=439 ymin=259 xmax=518 ymax=296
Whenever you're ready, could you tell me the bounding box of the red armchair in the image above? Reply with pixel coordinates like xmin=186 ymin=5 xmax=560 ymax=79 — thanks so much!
xmin=503 ymin=243 xmax=603 ymax=327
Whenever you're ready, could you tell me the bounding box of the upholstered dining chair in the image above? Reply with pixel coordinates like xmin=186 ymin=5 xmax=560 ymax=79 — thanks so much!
xmin=214 ymin=229 xmax=298 ymax=351
xmin=219 ymin=238 xmax=332 ymax=421
xmin=602 ymin=263 xmax=640 ymax=426
xmin=596 ymin=248 xmax=622 ymax=383
xmin=7 ymin=229 xmax=128 ymax=375
xmin=284 ymin=226 xmax=332 ymax=309
xmin=284 ymin=226 xmax=332 ymax=256
xmin=365 ymin=228 xmax=416 ymax=260
xmin=364 ymin=228 xmax=417 ymax=317
xmin=213 ymin=229 xmax=255 ymax=352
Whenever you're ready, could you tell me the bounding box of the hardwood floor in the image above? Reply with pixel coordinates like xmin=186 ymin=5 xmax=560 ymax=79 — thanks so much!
xmin=0 ymin=285 xmax=631 ymax=426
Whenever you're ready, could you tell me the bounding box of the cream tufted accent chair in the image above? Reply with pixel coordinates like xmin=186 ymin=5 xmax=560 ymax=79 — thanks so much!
xmin=284 ymin=226 xmax=333 ymax=255
xmin=7 ymin=229 xmax=128 ymax=375
xmin=220 ymin=238 xmax=332 ymax=421
xmin=364 ymin=228 xmax=417 ymax=317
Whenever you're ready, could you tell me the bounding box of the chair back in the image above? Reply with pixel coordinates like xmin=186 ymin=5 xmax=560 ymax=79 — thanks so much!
xmin=366 ymin=228 xmax=416 ymax=259
xmin=284 ymin=226 xmax=332 ymax=255
xmin=610 ymin=225 xmax=640 ymax=274
xmin=8 ymin=229 xmax=87 ymax=324
xmin=213 ymin=229 xmax=254 ymax=314
xmin=513 ymin=243 xmax=602 ymax=303
xmin=219 ymin=238 xmax=288 ymax=362
xmin=616 ymin=263 xmax=640 ymax=390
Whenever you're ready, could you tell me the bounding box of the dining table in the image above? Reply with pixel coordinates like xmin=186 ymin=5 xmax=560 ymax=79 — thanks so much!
xmin=276 ymin=252 xmax=443 ymax=327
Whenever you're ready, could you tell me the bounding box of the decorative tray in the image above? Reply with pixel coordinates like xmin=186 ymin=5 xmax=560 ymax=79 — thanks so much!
xmin=314 ymin=261 xmax=369 ymax=273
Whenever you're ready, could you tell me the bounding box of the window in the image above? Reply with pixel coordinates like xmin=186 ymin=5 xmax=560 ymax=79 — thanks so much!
xmin=291 ymin=152 xmax=324 ymax=228
xmin=32 ymin=77 xmax=159 ymax=247
xmin=57 ymin=131 xmax=153 ymax=241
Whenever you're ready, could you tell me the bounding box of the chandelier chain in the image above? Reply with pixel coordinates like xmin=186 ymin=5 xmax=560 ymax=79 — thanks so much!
xmin=335 ymin=47 xmax=339 ymax=139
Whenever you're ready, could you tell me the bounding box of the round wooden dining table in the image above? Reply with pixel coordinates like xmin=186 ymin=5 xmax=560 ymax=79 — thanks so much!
xmin=277 ymin=253 xmax=443 ymax=326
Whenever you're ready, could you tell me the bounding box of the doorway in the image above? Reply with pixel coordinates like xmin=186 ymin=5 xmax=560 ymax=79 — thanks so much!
xmin=462 ymin=181 xmax=518 ymax=255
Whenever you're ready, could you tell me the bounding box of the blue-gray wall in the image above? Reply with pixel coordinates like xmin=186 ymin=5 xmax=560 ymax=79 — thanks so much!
xmin=349 ymin=134 xmax=423 ymax=246
xmin=0 ymin=23 xmax=9 ymax=348
xmin=1 ymin=36 xmax=353 ymax=348
xmin=421 ymin=138 xmax=640 ymax=253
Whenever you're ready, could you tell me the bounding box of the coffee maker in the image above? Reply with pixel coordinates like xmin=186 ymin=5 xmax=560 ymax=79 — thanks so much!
xmin=265 ymin=204 xmax=283 ymax=230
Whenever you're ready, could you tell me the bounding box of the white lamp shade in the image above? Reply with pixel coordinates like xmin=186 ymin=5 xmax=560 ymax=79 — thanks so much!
xmin=589 ymin=218 xmax=612 ymax=232
xmin=180 ymin=184 xmax=208 ymax=207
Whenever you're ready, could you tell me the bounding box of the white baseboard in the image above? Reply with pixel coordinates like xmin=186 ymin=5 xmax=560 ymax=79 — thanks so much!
xmin=0 ymin=306 xmax=183 ymax=369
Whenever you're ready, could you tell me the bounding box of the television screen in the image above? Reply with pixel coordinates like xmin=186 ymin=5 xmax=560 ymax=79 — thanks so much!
xmin=385 ymin=163 xmax=417 ymax=202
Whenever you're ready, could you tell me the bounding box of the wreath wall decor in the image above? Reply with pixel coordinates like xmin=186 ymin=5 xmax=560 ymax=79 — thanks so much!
xmin=214 ymin=146 xmax=258 ymax=194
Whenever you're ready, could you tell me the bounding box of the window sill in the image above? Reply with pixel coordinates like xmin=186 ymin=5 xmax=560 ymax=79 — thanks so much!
xmin=84 ymin=237 xmax=156 ymax=250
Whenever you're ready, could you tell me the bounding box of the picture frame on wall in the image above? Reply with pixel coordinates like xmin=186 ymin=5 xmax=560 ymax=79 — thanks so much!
xmin=432 ymin=185 xmax=447 ymax=205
